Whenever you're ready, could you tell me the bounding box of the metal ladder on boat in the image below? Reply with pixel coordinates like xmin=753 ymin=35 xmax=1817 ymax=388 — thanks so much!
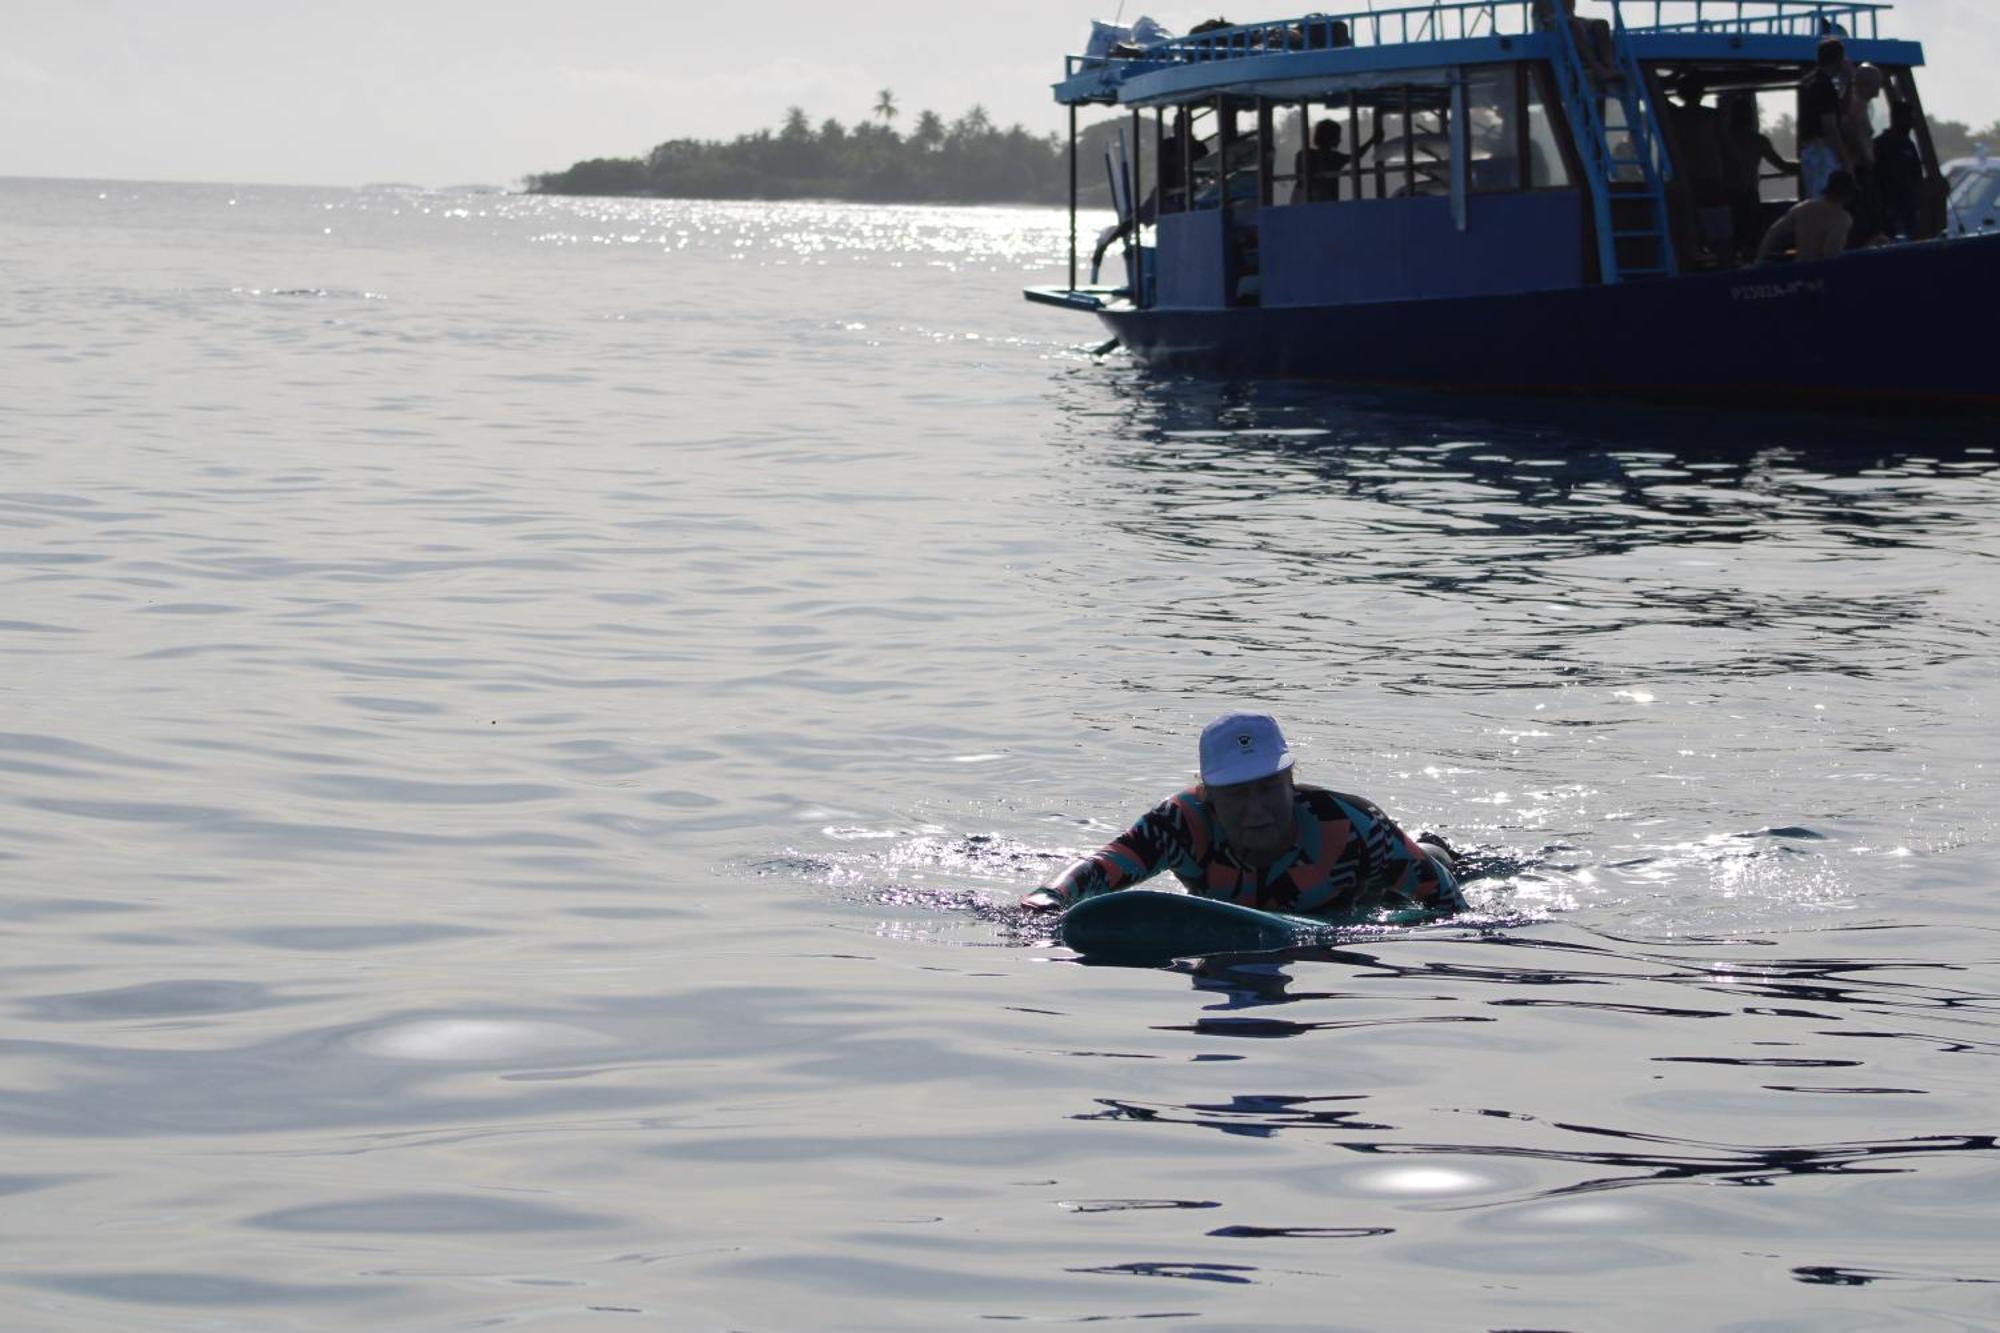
xmin=1545 ymin=0 xmax=1678 ymax=284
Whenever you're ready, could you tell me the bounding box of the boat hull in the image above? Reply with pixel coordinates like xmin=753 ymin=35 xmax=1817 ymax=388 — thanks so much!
xmin=1095 ymin=234 xmax=1998 ymax=408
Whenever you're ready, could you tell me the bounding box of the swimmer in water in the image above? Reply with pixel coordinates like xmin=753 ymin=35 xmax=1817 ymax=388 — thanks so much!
xmin=1021 ymin=711 xmax=1466 ymax=917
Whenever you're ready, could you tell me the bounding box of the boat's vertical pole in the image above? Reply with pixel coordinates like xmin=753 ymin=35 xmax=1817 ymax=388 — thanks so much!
xmin=1515 ymin=64 xmax=1531 ymax=181
xmin=1154 ymin=108 xmax=1166 ymax=217
xmin=1257 ymin=99 xmax=1272 ymax=206
xmin=1129 ymin=108 xmax=1144 ymax=306
xmin=1348 ymin=90 xmax=1362 ymax=200
xmin=1898 ymin=70 xmax=1950 ymax=237
xmin=1215 ymin=95 xmax=1234 ymax=296
xmin=1068 ymin=104 xmax=1078 ymax=291
xmin=1182 ymin=105 xmax=1194 ymax=213
xmin=1298 ymin=101 xmax=1312 ymax=202
xmin=1401 ymin=84 xmax=1416 ymax=198
xmin=1450 ymin=72 xmax=1469 ymax=231
xmin=1372 ymin=99 xmax=1387 ymax=197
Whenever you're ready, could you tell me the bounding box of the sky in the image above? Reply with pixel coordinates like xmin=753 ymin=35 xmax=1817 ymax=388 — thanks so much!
xmin=5 ymin=0 xmax=1996 ymax=188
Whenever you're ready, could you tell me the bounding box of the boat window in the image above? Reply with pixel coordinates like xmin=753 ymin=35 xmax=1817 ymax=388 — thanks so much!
xmin=1273 ymin=78 xmax=1592 ymax=205
xmin=1356 ymin=84 xmax=1452 ymax=199
xmin=1189 ymin=100 xmax=1261 ymax=211
xmin=1271 ymin=106 xmax=1305 ymax=202
xmin=1748 ymin=89 xmax=1800 ymax=202
xmin=1160 ymin=106 xmax=1184 ymax=215
xmin=1524 ymin=67 xmax=1572 ymax=188
xmin=1467 ymin=66 xmax=1522 ymax=193
xmin=1156 ymin=104 xmax=1215 ymax=216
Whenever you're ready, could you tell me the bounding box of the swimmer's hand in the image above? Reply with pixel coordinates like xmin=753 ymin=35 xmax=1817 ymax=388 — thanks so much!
xmin=1018 ymin=888 xmax=1066 ymax=913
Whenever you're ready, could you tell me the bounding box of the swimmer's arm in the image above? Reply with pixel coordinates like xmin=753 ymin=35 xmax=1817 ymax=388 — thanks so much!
xmin=1020 ymin=798 xmax=1190 ymax=910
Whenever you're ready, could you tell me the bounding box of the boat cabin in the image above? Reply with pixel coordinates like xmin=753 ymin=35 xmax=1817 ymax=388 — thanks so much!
xmin=1035 ymin=1 xmax=1947 ymax=313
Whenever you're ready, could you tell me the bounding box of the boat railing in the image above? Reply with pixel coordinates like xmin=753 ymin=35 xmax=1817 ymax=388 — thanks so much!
xmin=1066 ymin=0 xmax=1890 ymax=78
xmin=1620 ymin=1 xmax=1884 ymax=38
xmin=1104 ymin=2 xmax=1543 ymax=72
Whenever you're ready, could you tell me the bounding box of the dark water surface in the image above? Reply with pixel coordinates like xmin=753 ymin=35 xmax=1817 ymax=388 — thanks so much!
xmin=2 ymin=177 xmax=1997 ymax=1329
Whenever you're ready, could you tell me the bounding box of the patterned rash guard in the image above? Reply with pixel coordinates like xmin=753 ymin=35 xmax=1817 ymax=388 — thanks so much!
xmin=1048 ymin=783 xmax=1466 ymax=917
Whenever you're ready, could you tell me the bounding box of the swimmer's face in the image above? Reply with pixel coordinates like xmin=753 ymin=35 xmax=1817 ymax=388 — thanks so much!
xmin=1208 ymin=769 xmax=1296 ymax=862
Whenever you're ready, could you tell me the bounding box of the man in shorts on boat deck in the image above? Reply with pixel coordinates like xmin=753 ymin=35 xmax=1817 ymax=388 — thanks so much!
xmin=1020 ymin=712 xmax=1467 ymax=918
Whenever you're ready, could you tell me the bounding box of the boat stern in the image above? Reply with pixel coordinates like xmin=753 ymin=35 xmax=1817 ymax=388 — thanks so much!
xmin=1021 ymin=284 xmax=1126 ymax=312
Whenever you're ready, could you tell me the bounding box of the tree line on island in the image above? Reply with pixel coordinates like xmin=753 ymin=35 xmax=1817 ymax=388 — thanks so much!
xmin=525 ymin=88 xmax=2000 ymax=204
xmin=533 ymin=93 xmax=1037 ymax=204
xmin=526 ymin=90 xmax=1143 ymax=205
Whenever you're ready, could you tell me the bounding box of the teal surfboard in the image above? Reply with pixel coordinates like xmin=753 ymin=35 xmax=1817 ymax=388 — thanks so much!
xmin=1057 ymin=889 xmax=1431 ymax=961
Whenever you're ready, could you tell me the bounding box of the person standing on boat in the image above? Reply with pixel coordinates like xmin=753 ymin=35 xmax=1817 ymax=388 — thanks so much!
xmin=1720 ymin=92 xmax=1797 ymax=262
xmin=1842 ymin=64 xmax=1888 ymax=243
xmin=1671 ymin=73 xmax=1735 ymax=262
xmin=1843 ymin=65 xmax=1885 ymax=173
xmin=1020 ymin=712 xmax=1467 ymax=918
xmin=1798 ymin=38 xmax=1853 ymax=202
xmin=1873 ymin=99 xmax=1926 ymax=239
xmin=1537 ymin=0 xmax=1619 ymax=91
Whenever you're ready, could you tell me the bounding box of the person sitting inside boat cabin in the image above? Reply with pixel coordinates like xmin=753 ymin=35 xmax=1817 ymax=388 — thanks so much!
xmin=1291 ymin=119 xmax=1350 ymax=203
xmin=1020 ymin=712 xmax=1467 ymax=918
xmin=1756 ymin=168 xmax=1857 ymax=264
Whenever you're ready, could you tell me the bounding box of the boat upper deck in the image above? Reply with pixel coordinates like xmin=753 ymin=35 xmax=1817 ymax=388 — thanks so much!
xmin=1054 ymin=0 xmax=1923 ymax=106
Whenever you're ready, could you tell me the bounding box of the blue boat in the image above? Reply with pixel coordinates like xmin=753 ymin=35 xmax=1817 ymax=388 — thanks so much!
xmin=1025 ymin=1 xmax=1994 ymax=407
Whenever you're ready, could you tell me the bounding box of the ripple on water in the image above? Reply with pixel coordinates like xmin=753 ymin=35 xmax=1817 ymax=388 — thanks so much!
xmin=22 ymin=979 xmax=299 ymax=1022
xmin=16 ymin=1272 xmax=401 ymax=1308
xmin=344 ymin=1018 xmax=617 ymax=1061
xmin=243 ymin=1192 xmax=622 ymax=1233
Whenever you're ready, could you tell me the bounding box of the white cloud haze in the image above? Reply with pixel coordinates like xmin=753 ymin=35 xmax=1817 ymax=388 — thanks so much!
xmin=4 ymin=0 xmax=1995 ymax=187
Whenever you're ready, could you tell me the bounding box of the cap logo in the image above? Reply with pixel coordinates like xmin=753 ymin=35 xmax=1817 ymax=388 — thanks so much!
xmin=1237 ymin=733 xmax=1255 ymax=752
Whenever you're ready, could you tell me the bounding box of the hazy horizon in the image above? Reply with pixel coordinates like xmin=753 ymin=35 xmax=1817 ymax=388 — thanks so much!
xmin=6 ymin=0 xmax=1996 ymax=190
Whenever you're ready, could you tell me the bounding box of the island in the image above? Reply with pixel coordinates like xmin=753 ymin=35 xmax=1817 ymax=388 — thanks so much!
xmin=526 ymin=97 xmax=1133 ymax=205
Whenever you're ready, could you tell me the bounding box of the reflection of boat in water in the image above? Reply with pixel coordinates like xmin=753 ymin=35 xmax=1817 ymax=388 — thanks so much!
xmin=1026 ymin=1 xmax=1996 ymax=408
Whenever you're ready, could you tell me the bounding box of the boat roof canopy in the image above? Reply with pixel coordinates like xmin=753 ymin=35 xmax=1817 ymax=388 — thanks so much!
xmin=1054 ymin=0 xmax=1922 ymax=106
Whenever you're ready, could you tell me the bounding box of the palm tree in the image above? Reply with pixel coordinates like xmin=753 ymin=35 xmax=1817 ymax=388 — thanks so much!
xmin=954 ymin=104 xmax=992 ymax=139
xmin=874 ymin=89 xmax=899 ymax=127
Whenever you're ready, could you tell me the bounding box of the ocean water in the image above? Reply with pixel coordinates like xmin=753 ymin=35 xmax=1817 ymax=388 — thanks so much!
xmin=1 ymin=176 xmax=1997 ymax=1330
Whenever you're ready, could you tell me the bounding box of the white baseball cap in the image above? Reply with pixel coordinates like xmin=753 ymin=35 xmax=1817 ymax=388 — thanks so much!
xmin=1198 ymin=711 xmax=1295 ymax=787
